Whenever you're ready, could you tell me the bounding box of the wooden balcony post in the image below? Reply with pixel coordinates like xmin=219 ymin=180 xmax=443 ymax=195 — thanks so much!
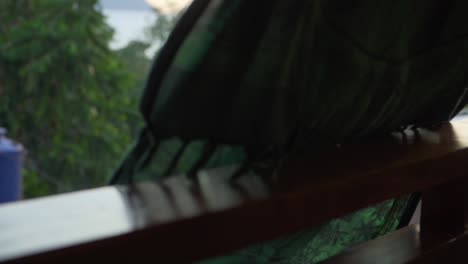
xmin=420 ymin=178 xmax=466 ymax=247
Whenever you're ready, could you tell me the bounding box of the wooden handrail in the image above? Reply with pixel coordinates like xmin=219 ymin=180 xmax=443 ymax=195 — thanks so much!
xmin=1 ymin=121 xmax=468 ymax=263
xmin=321 ymin=224 xmax=468 ymax=264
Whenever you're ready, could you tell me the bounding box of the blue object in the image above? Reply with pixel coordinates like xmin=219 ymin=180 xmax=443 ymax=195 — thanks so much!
xmin=0 ymin=128 xmax=23 ymax=203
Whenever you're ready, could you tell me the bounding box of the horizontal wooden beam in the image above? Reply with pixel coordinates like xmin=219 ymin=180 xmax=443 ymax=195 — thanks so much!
xmin=321 ymin=224 xmax=468 ymax=264
xmin=2 ymin=121 xmax=468 ymax=263
xmin=320 ymin=224 xmax=422 ymax=264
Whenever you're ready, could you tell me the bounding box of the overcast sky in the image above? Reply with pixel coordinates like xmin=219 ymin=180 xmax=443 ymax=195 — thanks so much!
xmin=100 ymin=0 xmax=151 ymax=10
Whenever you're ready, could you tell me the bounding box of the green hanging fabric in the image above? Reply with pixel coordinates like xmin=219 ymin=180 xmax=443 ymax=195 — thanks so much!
xmin=110 ymin=0 xmax=468 ymax=263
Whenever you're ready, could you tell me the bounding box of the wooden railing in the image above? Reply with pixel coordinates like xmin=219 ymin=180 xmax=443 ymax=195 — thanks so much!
xmin=1 ymin=121 xmax=468 ymax=263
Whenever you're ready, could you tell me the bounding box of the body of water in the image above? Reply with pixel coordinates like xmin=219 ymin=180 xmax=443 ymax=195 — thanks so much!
xmin=103 ymin=9 xmax=156 ymax=49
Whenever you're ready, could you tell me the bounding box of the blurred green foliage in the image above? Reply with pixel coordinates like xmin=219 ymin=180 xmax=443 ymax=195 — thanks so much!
xmin=0 ymin=0 xmax=174 ymax=197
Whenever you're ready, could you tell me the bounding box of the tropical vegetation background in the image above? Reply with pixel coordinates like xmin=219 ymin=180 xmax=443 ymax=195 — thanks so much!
xmin=0 ymin=0 xmax=180 ymax=198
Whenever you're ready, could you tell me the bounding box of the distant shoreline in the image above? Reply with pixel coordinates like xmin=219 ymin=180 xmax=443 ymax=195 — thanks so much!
xmin=102 ymin=7 xmax=151 ymax=11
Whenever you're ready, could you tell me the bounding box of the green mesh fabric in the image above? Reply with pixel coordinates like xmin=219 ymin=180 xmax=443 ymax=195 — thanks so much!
xmin=111 ymin=0 xmax=468 ymax=263
xmin=200 ymin=197 xmax=411 ymax=264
